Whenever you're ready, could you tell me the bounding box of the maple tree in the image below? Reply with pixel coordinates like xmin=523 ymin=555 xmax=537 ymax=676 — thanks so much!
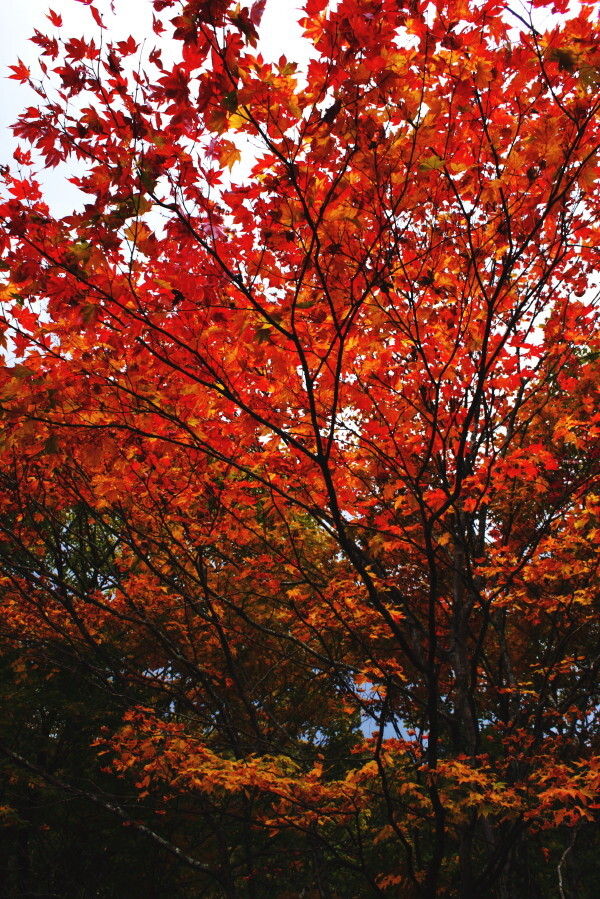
xmin=1 ymin=0 xmax=600 ymax=894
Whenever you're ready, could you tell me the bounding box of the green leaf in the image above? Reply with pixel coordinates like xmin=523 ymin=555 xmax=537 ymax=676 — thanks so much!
xmin=44 ymin=434 xmax=60 ymax=454
xmin=418 ymin=154 xmax=444 ymax=172
xmin=254 ymin=323 xmax=273 ymax=344
xmin=580 ymin=63 xmax=600 ymax=90
xmin=223 ymin=90 xmax=238 ymax=113
xmin=549 ymin=47 xmax=578 ymax=74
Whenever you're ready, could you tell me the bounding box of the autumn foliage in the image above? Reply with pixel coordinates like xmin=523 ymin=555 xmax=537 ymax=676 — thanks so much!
xmin=1 ymin=0 xmax=600 ymax=894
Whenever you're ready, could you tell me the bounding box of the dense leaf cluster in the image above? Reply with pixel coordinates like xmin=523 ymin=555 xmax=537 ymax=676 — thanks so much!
xmin=1 ymin=0 xmax=600 ymax=895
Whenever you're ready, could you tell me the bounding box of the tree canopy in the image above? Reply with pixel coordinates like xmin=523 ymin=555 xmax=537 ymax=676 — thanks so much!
xmin=1 ymin=0 xmax=600 ymax=895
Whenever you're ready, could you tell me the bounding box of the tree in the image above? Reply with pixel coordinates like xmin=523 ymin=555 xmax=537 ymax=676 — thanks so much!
xmin=1 ymin=0 xmax=600 ymax=894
